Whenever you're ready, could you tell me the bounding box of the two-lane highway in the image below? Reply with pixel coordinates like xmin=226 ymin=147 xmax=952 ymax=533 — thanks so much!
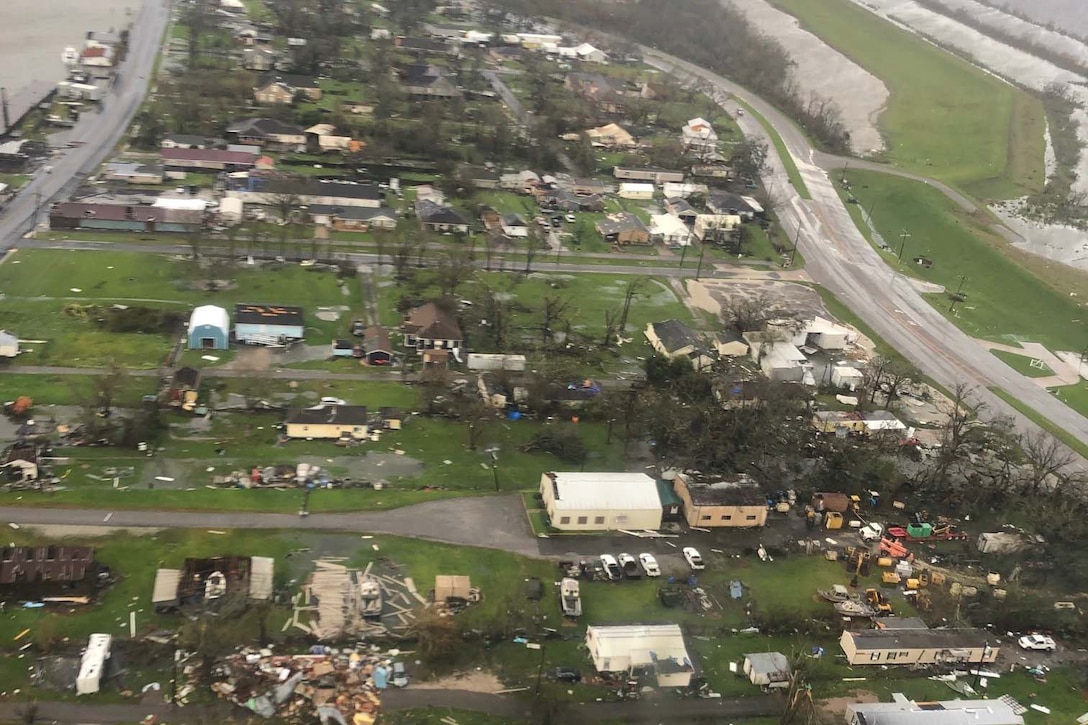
xmin=644 ymin=48 xmax=1087 ymax=469
xmin=0 ymin=0 xmax=171 ymax=242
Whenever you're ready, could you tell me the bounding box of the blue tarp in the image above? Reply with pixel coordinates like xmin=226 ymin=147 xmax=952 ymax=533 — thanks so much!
xmin=372 ymin=665 xmax=389 ymax=690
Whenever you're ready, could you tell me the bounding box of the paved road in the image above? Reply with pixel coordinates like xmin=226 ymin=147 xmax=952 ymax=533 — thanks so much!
xmin=643 ymin=49 xmax=1088 ymax=471
xmin=0 ymin=0 xmax=171 ymax=240
xmin=0 ymin=689 xmax=781 ymax=724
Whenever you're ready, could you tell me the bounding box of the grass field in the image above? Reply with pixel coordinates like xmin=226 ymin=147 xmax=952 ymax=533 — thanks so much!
xmin=1052 ymin=380 xmax=1088 ymax=419
xmin=769 ymin=0 xmax=1046 ymax=197
xmin=990 ymin=349 xmax=1055 ymax=378
xmin=840 ymin=171 xmax=1087 ymax=352
xmin=0 ymin=250 xmax=363 ymax=367
xmin=989 ymin=386 xmax=1088 ymax=460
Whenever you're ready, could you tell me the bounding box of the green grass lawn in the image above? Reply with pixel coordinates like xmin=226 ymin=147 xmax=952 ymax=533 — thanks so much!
xmin=1051 ymin=380 xmax=1088 ymax=419
xmin=0 ymin=250 xmax=363 ymax=367
xmin=769 ymin=0 xmax=1045 ymax=197
xmin=0 ymin=373 xmax=157 ymax=407
xmin=989 ymin=386 xmax=1088 ymax=460
xmin=734 ymin=97 xmax=811 ymax=199
xmin=990 ymin=349 xmax=1055 ymax=378
xmin=840 ymin=171 xmax=1087 ymax=352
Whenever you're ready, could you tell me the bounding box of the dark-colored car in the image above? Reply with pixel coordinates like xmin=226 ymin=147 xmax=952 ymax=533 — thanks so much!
xmin=553 ymin=667 xmax=582 ymax=683
xmin=351 ymin=319 xmax=366 ymax=336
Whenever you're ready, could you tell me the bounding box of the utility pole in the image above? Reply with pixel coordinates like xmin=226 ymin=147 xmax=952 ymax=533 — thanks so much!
xmin=789 ymin=222 xmax=803 ymax=267
xmin=840 ymin=161 xmax=849 ymax=185
xmin=896 ymin=230 xmax=911 ymax=264
xmin=865 ymin=198 xmax=878 ymax=227
xmin=948 ymin=275 xmax=968 ymax=313
xmin=678 ymin=240 xmax=689 ymax=269
xmin=490 ymin=451 xmax=500 ymax=492
xmin=694 ymin=242 xmax=707 ymax=280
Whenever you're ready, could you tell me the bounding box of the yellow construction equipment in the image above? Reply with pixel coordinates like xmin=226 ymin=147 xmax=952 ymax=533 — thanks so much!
xmin=825 ymin=512 xmax=844 ymax=530
xmin=877 ymin=557 xmax=894 ymax=568
xmin=865 ymin=588 xmax=893 ymax=615
xmin=882 ymin=571 xmax=901 ymax=585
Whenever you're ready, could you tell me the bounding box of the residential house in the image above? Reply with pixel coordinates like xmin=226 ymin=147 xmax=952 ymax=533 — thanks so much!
xmin=102 ymin=162 xmax=164 ymax=185
xmin=681 ymin=117 xmax=718 ymax=157
xmin=331 ymin=339 xmax=355 ymax=358
xmin=401 ymin=302 xmax=463 ymax=354
xmin=79 ymin=45 xmax=115 ymax=68
xmin=649 ymin=213 xmax=692 ymax=247
xmin=662 ymin=182 xmax=708 ymax=199
xmin=537 ymin=188 xmax=581 ymax=212
xmin=565 ymin=72 xmax=626 ymax=114
xmin=253 ymin=73 xmax=321 ymax=104
xmin=831 ymin=363 xmax=865 ymax=391
xmin=839 ymin=628 xmax=999 ymax=667
xmin=664 ymin=197 xmax=698 ymax=224
xmin=49 ymin=202 xmax=202 ymax=234
xmin=400 ymin=64 xmax=462 ymax=100
xmin=229 ymin=178 xmax=382 ymax=209
xmin=242 ymin=46 xmax=277 ymax=72
xmin=744 ymin=331 xmax=809 ymax=383
xmin=500 ymin=213 xmax=529 ymax=238
xmin=466 ymin=353 xmax=527 ymax=372
xmin=693 ymin=213 xmax=741 ymax=243
xmin=568 ymin=178 xmax=612 ymax=196
xmin=585 ymin=123 xmax=635 ymax=148
xmin=226 ymin=118 xmax=306 ymax=150
xmin=706 ymin=191 xmax=762 ymax=220
xmin=233 ymin=304 xmax=305 ymax=345
xmin=584 ymin=625 xmax=694 ymax=687
xmin=511 ymin=32 xmax=564 ymax=48
xmin=742 ymin=652 xmax=791 ymax=690
xmin=788 ymin=316 xmax=854 ymax=351
xmin=812 ymin=411 xmax=907 ymax=436
xmin=846 ymin=697 xmax=1024 ymax=725
xmin=556 ymin=42 xmax=608 ymax=63
xmin=187 ymin=305 xmax=230 ymax=350
xmin=595 ymin=212 xmax=649 ymax=245
xmin=618 ymin=182 xmax=654 ymax=200
xmin=672 ymin=471 xmax=767 ymax=528
xmin=306 ymin=204 xmax=396 ymax=231
xmin=499 ymin=169 xmax=541 ymax=192
xmin=304 ymin=123 xmax=364 ymax=154
xmin=161 ymin=147 xmax=257 ymax=172
xmin=459 ymin=165 xmax=501 ymax=189
xmin=415 ymin=184 xmax=446 ymax=205
xmin=363 ymin=326 xmax=393 ymax=366
xmin=285 ymin=404 xmax=369 ymax=440
xmin=613 ymin=166 xmax=685 ymax=184
xmin=714 ymin=329 xmax=749 ymax=357
xmin=161 ymin=134 xmax=217 ymax=150
xmin=380 ymin=407 xmax=403 ymax=430
xmin=540 ymin=471 xmax=662 ymax=531
xmin=644 ymin=319 xmax=711 ymax=369
xmin=0 ymin=546 xmax=101 ymax=600
xmin=416 ymin=199 xmax=471 ymax=233
xmin=479 ymin=206 xmax=503 ymax=232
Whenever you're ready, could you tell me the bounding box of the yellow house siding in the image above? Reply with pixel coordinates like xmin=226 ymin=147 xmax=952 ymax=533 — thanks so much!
xmin=286 ymin=422 xmax=368 ymax=439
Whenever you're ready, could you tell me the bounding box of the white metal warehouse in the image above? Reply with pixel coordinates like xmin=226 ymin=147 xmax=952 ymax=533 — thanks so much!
xmin=539 ymin=471 xmax=662 ymax=531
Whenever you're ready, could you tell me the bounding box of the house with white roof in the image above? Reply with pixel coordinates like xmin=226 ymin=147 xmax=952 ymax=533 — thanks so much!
xmin=846 ymin=694 xmax=1023 ymax=725
xmin=539 ymin=471 xmax=663 ymax=531
xmin=618 ymin=182 xmax=654 ymax=200
xmin=649 ymin=213 xmax=692 ymax=247
xmin=681 ymin=117 xmax=718 ymax=157
xmin=556 ymin=42 xmax=608 ymax=63
xmin=585 ymin=624 xmax=694 ymax=687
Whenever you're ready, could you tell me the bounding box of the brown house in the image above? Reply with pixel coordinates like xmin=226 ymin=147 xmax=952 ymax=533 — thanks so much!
xmin=672 ymin=472 xmax=767 ymax=528
xmin=402 ymin=302 xmax=463 ymax=354
xmin=595 ymin=212 xmax=649 ymax=245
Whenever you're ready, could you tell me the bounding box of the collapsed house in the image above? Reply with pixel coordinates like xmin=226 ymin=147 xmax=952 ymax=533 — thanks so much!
xmin=0 ymin=545 xmax=106 ymax=603
xmin=152 ymin=556 xmax=274 ymax=612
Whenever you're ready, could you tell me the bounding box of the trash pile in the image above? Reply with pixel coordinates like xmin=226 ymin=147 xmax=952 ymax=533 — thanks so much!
xmin=210 ymin=646 xmax=396 ymax=723
xmin=289 ymin=559 xmax=426 ymax=640
xmin=213 ymin=463 xmax=377 ymax=489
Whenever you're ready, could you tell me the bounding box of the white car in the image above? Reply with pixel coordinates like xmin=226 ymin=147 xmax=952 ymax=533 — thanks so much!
xmin=565 ymin=213 xmax=577 ymax=223
xmin=320 ymin=397 xmax=347 ymax=406
xmin=599 ymin=554 xmax=622 ymax=580
xmin=1018 ymin=634 xmax=1056 ymax=652
xmin=638 ymin=553 xmax=661 ymax=577
xmin=683 ymin=547 xmax=705 ymax=571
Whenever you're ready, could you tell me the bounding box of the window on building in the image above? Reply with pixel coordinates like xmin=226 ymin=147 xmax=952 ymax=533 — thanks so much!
xmin=721 ymin=515 xmax=732 ymax=521
xmin=886 ymin=652 xmax=896 ymax=661
xmin=594 ymin=516 xmax=605 ymax=524
xmin=577 ymin=516 xmax=588 ymax=525
xmin=559 ymin=517 xmax=570 ymax=525
xmin=746 ymin=515 xmax=757 ymax=521
xmin=701 ymin=515 xmax=712 ymax=521
xmin=869 ymin=653 xmax=882 ymax=661
xmin=899 ymin=652 xmax=910 ymax=658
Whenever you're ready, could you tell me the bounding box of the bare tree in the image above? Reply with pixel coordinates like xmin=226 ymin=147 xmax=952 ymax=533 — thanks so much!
xmin=1019 ymin=430 xmax=1075 ymax=493
xmin=435 ymin=248 xmax=475 ymax=298
xmin=539 ymin=294 xmax=572 ymax=347
xmin=617 ymin=276 xmax=647 ymax=334
xmin=602 ymin=308 xmax=620 ymax=348
xmin=270 ymin=192 xmax=302 ymax=225
xmin=861 ymin=355 xmax=893 ymax=404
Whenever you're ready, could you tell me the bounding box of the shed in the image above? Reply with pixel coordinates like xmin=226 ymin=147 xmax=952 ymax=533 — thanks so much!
xmin=332 ymin=339 xmax=354 ymax=358
xmin=742 ymin=652 xmax=791 ymax=689
xmin=380 ymin=407 xmax=403 ymax=430
xmin=187 ymin=305 xmax=230 ymax=350
xmin=152 ymin=568 xmax=182 ymax=612
xmin=0 ymin=330 xmax=19 ymax=358
xmin=584 ymin=624 xmax=693 ymax=687
xmin=434 ymin=575 xmax=472 ymax=602
xmin=656 ymin=479 xmax=682 ymax=521
xmin=363 ymin=325 xmax=393 ymax=365
xmin=618 ymin=182 xmax=654 ymax=200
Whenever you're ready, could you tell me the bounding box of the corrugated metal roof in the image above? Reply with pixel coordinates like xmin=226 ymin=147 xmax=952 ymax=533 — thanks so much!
xmin=546 ymin=472 xmax=660 ymax=511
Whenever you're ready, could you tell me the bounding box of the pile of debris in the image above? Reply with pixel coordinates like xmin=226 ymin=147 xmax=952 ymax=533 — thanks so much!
xmin=213 ymin=464 xmax=376 ymax=490
xmin=210 ymin=646 xmax=393 ymax=723
xmin=289 ymin=559 xmax=426 ymax=640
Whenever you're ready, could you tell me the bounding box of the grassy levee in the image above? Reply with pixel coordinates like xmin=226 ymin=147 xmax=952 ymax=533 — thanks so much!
xmin=839 ymin=170 xmax=1088 ymax=353
xmin=768 ymin=0 xmax=1046 ymax=198
xmin=989 ymin=387 xmax=1088 ymax=460
xmin=735 ymin=98 xmax=812 ymax=199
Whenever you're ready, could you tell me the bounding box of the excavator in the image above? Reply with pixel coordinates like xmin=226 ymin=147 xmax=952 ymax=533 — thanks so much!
xmin=864 ymin=588 xmax=893 ymax=615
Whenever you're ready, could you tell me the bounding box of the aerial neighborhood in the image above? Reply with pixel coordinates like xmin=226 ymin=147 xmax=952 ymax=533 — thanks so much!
xmin=0 ymin=0 xmax=1085 ymax=723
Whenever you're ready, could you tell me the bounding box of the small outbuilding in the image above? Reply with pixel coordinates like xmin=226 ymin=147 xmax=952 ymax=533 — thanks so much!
xmin=234 ymin=303 xmax=305 ymax=345
xmin=742 ymin=652 xmax=791 ymax=689
xmin=585 ymin=624 xmax=694 ymax=687
xmin=187 ymin=305 xmax=230 ymax=350
xmin=0 ymin=330 xmax=19 ymax=358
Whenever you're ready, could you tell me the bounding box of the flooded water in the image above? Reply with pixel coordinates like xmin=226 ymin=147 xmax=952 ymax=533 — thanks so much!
xmin=0 ymin=0 xmax=142 ymax=96
xmin=994 ymin=0 xmax=1088 ymax=37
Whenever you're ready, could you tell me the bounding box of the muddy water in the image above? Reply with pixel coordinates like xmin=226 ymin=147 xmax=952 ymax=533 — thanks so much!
xmin=994 ymin=0 xmax=1088 ymax=37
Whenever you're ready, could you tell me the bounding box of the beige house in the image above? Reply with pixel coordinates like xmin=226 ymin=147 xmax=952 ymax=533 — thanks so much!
xmin=644 ymin=319 xmax=712 ymax=370
xmin=839 ymin=628 xmax=999 ymax=667
xmin=672 ymin=471 xmax=767 ymax=528
xmin=693 ymin=213 xmax=741 ymax=242
xmin=285 ymin=405 xmax=369 ymax=440
xmin=540 ymin=471 xmax=662 ymax=531
xmin=585 ymin=123 xmax=636 ymax=148
xmin=714 ymin=329 xmax=749 ymax=357
xmin=585 ymin=625 xmax=693 ymax=687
